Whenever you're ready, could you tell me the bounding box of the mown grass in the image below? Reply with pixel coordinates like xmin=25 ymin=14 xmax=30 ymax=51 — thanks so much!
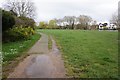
xmin=2 ymin=33 xmax=41 ymax=78
xmin=39 ymin=29 xmax=118 ymax=78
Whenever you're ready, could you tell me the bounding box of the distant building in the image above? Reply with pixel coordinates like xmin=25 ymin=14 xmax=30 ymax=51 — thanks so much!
xmin=108 ymin=23 xmax=117 ymax=30
xmin=98 ymin=23 xmax=104 ymax=30
xmin=98 ymin=23 xmax=117 ymax=30
xmin=98 ymin=23 xmax=108 ymax=29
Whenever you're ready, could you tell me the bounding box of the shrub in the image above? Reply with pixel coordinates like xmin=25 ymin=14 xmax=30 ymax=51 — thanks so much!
xmin=2 ymin=10 xmax=15 ymax=32
xmin=17 ymin=16 xmax=35 ymax=29
xmin=4 ymin=26 xmax=35 ymax=42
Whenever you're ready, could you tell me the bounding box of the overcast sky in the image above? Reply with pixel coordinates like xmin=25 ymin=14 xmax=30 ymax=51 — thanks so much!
xmin=0 ymin=0 xmax=119 ymax=23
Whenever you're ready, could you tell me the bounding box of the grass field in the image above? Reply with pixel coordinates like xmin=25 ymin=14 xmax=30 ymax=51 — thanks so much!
xmin=39 ymin=29 xmax=118 ymax=78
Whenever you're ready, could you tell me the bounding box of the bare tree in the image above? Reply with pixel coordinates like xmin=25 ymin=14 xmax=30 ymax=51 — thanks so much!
xmin=55 ymin=18 xmax=69 ymax=29
xmin=110 ymin=12 xmax=119 ymax=27
xmin=54 ymin=15 xmax=93 ymax=29
xmin=90 ymin=20 xmax=98 ymax=30
xmin=63 ymin=16 xmax=76 ymax=29
xmin=4 ymin=0 xmax=35 ymax=18
xmin=77 ymin=15 xmax=92 ymax=30
xmin=92 ymin=20 xmax=97 ymax=25
xmin=54 ymin=18 xmax=61 ymax=26
xmin=54 ymin=18 xmax=63 ymax=29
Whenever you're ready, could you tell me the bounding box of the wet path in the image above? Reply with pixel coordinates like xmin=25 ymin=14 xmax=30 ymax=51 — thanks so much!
xmin=27 ymin=33 xmax=49 ymax=54
xmin=8 ymin=33 xmax=66 ymax=78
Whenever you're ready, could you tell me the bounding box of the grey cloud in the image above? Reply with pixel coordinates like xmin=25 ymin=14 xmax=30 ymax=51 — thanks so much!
xmin=0 ymin=0 xmax=119 ymax=23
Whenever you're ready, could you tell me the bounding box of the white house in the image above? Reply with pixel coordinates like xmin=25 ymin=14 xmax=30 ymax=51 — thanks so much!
xmin=98 ymin=23 xmax=104 ymax=30
xmin=108 ymin=23 xmax=117 ymax=30
xmin=98 ymin=23 xmax=117 ymax=30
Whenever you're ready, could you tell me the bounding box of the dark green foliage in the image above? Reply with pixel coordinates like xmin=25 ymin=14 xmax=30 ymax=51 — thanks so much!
xmin=3 ymin=26 xmax=35 ymax=42
xmin=2 ymin=10 xmax=15 ymax=32
xmin=0 ymin=9 xmax=2 ymax=34
xmin=18 ymin=16 xmax=35 ymax=29
xmin=2 ymin=9 xmax=36 ymax=42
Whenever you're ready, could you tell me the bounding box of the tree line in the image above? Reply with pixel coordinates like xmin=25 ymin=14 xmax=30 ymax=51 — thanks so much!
xmin=39 ymin=15 xmax=98 ymax=30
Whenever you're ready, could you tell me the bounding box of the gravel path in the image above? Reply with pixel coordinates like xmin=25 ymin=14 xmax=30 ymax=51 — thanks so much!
xmin=8 ymin=33 xmax=66 ymax=78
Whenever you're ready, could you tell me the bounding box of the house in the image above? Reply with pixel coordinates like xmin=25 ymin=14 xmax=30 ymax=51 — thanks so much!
xmin=98 ymin=23 xmax=117 ymax=30
xmin=108 ymin=23 xmax=117 ymax=30
xmin=98 ymin=23 xmax=108 ymax=30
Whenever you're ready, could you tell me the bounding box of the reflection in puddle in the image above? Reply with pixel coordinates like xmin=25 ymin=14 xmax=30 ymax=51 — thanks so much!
xmin=26 ymin=55 xmax=56 ymax=78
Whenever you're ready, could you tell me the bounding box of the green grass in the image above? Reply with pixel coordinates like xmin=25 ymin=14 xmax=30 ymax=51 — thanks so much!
xmin=2 ymin=33 xmax=41 ymax=79
xmin=48 ymin=36 xmax=52 ymax=50
xmin=2 ymin=33 xmax=41 ymax=63
xmin=39 ymin=29 xmax=118 ymax=78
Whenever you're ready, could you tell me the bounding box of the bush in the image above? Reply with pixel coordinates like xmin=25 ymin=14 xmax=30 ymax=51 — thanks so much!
xmin=2 ymin=9 xmax=36 ymax=42
xmin=2 ymin=10 xmax=15 ymax=32
xmin=17 ymin=16 xmax=35 ymax=29
xmin=4 ymin=26 xmax=35 ymax=42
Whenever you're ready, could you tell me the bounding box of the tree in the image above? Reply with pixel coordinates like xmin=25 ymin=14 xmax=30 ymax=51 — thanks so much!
xmin=77 ymin=15 xmax=92 ymax=30
xmin=90 ymin=20 xmax=98 ymax=30
xmin=63 ymin=16 xmax=76 ymax=29
xmin=2 ymin=10 xmax=15 ymax=32
xmin=91 ymin=20 xmax=97 ymax=25
xmin=48 ymin=20 xmax=57 ymax=29
xmin=54 ymin=18 xmax=65 ymax=29
xmin=54 ymin=19 xmax=61 ymax=26
xmin=110 ymin=12 xmax=119 ymax=28
xmin=39 ymin=21 xmax=47 ymax=29
xmin=4 ymin=0 xmax=35 ymax=18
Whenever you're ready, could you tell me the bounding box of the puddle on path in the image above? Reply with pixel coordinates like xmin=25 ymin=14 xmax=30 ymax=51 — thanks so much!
xmin=25 ymin=55 xmax=56 ymax=78
xmin=8 ymin=34 xmax=66 ymax=78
